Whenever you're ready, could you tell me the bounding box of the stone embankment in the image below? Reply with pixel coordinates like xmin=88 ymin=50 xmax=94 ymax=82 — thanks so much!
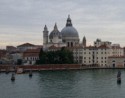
xmin=0 ymin=64 xmax=124 ymax=72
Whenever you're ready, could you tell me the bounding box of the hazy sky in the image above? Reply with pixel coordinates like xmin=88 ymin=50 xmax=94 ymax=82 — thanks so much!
xmin=0 ymin=0 xmax=125 ymax=48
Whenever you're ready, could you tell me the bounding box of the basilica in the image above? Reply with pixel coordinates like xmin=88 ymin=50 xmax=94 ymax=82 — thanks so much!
xmin=42 ymin=15 xmax=125 ymax=67
xmin=43 ymin=15 xmax=86 ymax=50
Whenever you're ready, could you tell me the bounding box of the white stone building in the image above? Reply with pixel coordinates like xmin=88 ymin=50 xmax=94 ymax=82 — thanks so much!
xmin=108 ymin=56 xmax=125 ymax=67
xmin=82 ymin=39 xmax=124 ymax=67
xmin=23 ymin=49 xmax=40 ymax=65
xmin=42 ymin=15 xmax=125 ymax=67
xmin=43 ymin=15 xmax=83 ymax=50
xmin=17 ymin=43 xmax=38 ymax=52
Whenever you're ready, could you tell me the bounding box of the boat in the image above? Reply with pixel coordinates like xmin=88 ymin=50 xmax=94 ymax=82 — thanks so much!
xmin=16 ymin=68 xmax=23 ymax=74
xmin=11 ymin=73 xmax=15 ymax=81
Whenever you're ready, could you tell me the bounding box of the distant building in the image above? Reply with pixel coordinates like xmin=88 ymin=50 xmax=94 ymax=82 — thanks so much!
xmin=82 ymin=39 xmax=124 ymax=67
xmin=0 ymin=50 xmax=7 ymax=64
xmin=68 ymin=46 xmax=83 ymax=64
xmin=94 ymin=39 xmax=112 ymax=48
xmin=23 ymin=48 xmax=40 ymax=65
xmin=17 ymin=43 xmax=41 ymax=52
xmin=108 ymin=56 xmax=125 ymax=67
xmin=6 ymin=46 xmax=17 ymax=53
xmin=43 ymin=15 xmax=82 ymax=50
xmin=4 ymin=15 xmax=125 ymax=67
xmin=42 ymin=15 xmax=125 ymax=67
xmin=42 ymin=15 xmax=86 ymax=64
xmin=9 ymin=52 xmax=23 ymax=64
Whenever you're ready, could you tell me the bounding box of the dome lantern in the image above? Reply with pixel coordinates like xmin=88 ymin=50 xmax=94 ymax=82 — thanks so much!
xmin=66 ymin=15 xmax=72 ymax=27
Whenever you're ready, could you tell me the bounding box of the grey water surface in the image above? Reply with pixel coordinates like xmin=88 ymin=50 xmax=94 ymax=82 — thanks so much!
xmin=0 ymin=69 xmax=125 ymax=98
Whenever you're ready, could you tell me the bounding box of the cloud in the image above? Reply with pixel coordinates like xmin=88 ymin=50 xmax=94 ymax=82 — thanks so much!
xmin=0 ymin=0 xmax=125 ymax=48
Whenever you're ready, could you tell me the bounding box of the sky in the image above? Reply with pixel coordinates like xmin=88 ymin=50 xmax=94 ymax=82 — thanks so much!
xmin=0 ymin=0 xmax=125 ymax=49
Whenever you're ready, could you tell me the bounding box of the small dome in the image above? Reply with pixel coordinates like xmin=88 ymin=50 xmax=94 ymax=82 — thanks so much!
xmin=61 ymin=26 xmax=79 ymax=37
xmin=49 ymin=23 xmax=62 ymax=39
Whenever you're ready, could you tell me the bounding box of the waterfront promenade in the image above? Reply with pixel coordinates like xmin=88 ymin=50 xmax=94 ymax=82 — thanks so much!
xmin=0 ymin=64 xmax=124 ymax=72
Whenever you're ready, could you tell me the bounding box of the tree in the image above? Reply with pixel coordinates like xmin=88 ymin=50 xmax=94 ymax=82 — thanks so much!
xmin=17 ymin=59 xmax=22 ymax=65
xmin=36 ymin=47 xmax=75 ymax=64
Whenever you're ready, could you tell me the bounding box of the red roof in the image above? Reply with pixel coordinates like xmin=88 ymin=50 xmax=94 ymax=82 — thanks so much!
xmin=85 ymin=46 xmax=96 ymax=49
xmin=17 ymin=43 xmax=35 ymax=47
xmin=23 ymin=49 xmax=41 ymax=57
xmin=98 ymin=44 xmax=109 ymax=49
xmin=6 ymin=46 xmax=16 ymax=49
xmin=0 ymin=50 xmax=7 ymax=59
xmin=24 ymin=48 xmax=41 ymax=53
xmin=112 ymin=46 xmax=122 ymax=49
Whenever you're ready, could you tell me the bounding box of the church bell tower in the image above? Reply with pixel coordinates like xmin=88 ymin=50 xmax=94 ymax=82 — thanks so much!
xmin=43 ymin=25 xmax=48 ymax=46
xmin=82 ymin=36 xmax=86 ymax=47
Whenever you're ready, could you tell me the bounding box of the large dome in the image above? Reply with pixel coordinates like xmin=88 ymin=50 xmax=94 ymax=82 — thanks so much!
xmin=61 ymin=15 xmax=79 ymax=38
xmin=61 ymin=26 xmax=79 ymax=37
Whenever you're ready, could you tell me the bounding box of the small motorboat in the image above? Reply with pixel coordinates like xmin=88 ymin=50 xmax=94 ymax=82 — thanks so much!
xmin=16 ymin=68 xmax=23 ymax=74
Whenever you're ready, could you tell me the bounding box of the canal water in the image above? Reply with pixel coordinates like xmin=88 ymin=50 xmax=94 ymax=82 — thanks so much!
xmin=0 ymin=69 xmax=125 ymax=98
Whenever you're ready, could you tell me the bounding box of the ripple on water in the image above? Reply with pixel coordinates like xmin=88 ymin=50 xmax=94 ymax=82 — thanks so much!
xmin=0 ymin=69 xmax=125 ymax=98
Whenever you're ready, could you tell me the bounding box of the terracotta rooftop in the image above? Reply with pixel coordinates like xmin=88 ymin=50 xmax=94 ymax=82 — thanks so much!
xmin=98 ymin=44 xmax=109 ymax=49
xmin=17 ymin=43 xmax=35 ymax=47
xmin=6 ymin=46 xmax=16 ymax=48
xmin=24 ymin=48 xmax=41 ymax=53
xmin=85 ymin=46 xmax=96 ymax=49
xmin=23 ymin=49 xmax=41 ymax=57
xmin=112 ymin=46 xmax=122 ymax=49
xmin=0 ymin=50 xmax=6 ymax=59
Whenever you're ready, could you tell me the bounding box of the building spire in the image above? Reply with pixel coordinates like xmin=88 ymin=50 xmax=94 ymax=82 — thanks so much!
xmin=43 ymin=24 xmax=49 ymax=45
xmin=44 ymin=25 xmax=48 ymax=31
xmin=66 ymin=15 xmax=72 ymax=27
xmin=82 ymin=36 xmax=86 ymax=47
xmin=54 ymin=23 xmax=58 ymax=30
xmin=68 ymin=14 xmax=70 ymax=19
